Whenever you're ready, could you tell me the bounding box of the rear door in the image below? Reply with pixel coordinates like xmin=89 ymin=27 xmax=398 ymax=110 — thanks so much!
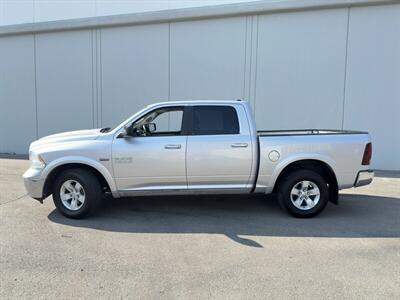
xmin=186 ymin=104 xmax=253 ymax=191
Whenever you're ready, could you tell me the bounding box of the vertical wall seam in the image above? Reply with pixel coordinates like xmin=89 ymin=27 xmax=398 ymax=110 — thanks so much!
xmin=243 ymin=16 xmax=248 ymax=100
xmin=168 ymin=22 xmax=171 ymax=102
xmin=168 ymin=22 xmax=171 ymax=129
xmin=94 ymin=29 xmax=98 ymax=127
xmin=96 ymin=29 xmax=101 ymax=128
xmin=98 ymin=29 xmax=103 ymax=127
xmin=248 ymin=16 xmax=253 ymax=105
xmin=253 ymin=15 xmax=259 ymax=113
xmin=341 ymin=8 xmax=351 ymax=130
xmin=248 ymin=15 xmax=258 ymax=111
xmin=33 ymin=33 xmax=39 ymax=139
xmin=91 ymin=29 xmax=95 ymax=128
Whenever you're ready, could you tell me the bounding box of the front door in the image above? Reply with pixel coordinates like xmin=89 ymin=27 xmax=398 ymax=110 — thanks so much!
xmin=112 ymin=106 xmax=187 ymax=194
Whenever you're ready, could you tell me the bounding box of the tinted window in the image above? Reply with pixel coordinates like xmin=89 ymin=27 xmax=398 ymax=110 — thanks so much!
xmin=192 ymin=106 xmax=239 ymax=135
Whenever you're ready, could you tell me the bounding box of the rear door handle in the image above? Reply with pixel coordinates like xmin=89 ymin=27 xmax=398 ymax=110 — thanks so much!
xmin=231 ymin=143 xmax=248 ymax=148
xmin=164 ymin=144 xmax=181 ymax=149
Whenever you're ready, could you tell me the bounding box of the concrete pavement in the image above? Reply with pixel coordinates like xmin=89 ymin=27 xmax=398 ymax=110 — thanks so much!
xmin=0 ymin=157 xmax=399 ymax=299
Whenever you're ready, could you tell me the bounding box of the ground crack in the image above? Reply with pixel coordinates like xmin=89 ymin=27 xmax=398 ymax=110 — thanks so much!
xmin=0 ymin=193 xmax=28 ymax=206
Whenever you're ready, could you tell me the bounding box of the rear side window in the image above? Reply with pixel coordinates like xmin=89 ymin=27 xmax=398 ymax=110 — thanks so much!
xmin=192 ymin=106 xmax=239 ymax=135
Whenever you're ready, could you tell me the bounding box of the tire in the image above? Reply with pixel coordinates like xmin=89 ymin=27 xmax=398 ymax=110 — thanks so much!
xmin=52 ymin=169 xmax=102 ymax=219
xmin=278 ymin=169 xmax=329 ymax=218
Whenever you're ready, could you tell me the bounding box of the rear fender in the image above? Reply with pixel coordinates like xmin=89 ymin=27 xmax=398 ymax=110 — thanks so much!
xmin=269 ymin=153 xmax=337 ymax=192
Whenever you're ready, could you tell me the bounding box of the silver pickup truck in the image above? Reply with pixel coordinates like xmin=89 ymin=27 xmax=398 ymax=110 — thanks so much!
xmin=23 ymin=100 xmax=373 ymax=219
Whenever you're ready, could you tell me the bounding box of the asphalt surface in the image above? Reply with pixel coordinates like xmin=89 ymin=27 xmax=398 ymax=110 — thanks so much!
xmin=0 ymin=157 xmax=399 ymax=299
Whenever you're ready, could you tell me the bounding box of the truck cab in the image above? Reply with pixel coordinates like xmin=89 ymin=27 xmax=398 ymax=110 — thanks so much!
xmin=113 ymin=101 xmax=258 ymax=195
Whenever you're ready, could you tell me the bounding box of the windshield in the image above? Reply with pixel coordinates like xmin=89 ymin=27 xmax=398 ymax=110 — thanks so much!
xmin=99 ymin=104 xmax=155 ymax=133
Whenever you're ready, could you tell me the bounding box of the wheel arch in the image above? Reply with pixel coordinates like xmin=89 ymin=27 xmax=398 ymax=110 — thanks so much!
xmin=42 ymin=157 xmax=118 ymax=198
xmin=272 ymin=158 xmax=339 ymax=204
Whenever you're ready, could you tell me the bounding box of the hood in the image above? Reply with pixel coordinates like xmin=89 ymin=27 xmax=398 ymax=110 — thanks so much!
xmin=30 ymin=129 xmax=102 ymax=151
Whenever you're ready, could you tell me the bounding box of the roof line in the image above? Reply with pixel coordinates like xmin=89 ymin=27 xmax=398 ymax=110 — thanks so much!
xmin=0 ymin=0 xmax=398 ymax=36
xmin=150 ymin=100 xmax=248 ymax=105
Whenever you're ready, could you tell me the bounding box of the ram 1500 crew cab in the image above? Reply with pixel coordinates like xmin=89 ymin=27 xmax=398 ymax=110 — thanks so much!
xmin=23 ymin=100 xmax=373 ymax=218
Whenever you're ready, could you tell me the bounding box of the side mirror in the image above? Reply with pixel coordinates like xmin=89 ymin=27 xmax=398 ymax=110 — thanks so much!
xmin=127 ymin=125 xmax=138 ymax=136
xmin=144 ymin=123 xmax=156 ymax=133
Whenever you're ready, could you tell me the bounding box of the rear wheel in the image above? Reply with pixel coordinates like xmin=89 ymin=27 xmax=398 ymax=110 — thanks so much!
xmin=278 ymin=170 xmax=329 ymax=218
xmin=52 ymin=169 xmax=102 ymax=219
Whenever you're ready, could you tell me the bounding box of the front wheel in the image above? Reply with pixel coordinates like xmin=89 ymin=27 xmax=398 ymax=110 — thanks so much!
xmin=278 ymin=170 xmax=329 ymax=218
xmin=52 ymin=169 xmax=102 ymax=219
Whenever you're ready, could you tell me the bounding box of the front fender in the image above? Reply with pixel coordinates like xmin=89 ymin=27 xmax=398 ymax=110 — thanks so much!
xmin=41 ymin=156 xmax=119 ymax=197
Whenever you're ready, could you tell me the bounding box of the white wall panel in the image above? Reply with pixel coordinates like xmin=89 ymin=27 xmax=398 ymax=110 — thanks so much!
xmin=170 ymin=17 xmax=246 ymax=100
xmin=0 ymin=2 xmax=399 ymax=170
xmin=100 ymin=24 xmax=169 ymax=127
xmin=0 ymin=35 xmax=36 ymax=153
xmin=344 ymin=5 xmax=400 ymax=170
xmin=35 ymin=30 xmax=94 ymax=137
xmin=254 ymin=9 xmax=348 ymax=130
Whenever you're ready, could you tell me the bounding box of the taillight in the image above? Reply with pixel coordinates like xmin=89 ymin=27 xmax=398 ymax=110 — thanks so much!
xmin=362 ymin=143 xmax=372 ymax=165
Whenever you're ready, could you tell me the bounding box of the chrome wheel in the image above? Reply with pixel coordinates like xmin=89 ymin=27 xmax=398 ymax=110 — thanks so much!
xmin=60 ymin=180 xmax=85 ymax=211
xmin=290 ymin=180 xmax=320 ymax=210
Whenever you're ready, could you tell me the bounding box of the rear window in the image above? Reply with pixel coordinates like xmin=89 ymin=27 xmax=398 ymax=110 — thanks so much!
xmin=192 ymin=106 xmax=239 ymax=135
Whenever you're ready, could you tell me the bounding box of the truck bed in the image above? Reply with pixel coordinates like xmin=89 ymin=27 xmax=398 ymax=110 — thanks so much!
xmin=257 ymin=129 xmax=367 ymax=136
xmin=255 ymin=129 xmax=371 ymax=193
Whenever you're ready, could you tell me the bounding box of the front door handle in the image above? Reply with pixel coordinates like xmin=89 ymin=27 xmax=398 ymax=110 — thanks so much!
xmin=231 ymin=143 xmax=248 ymax=148
xmin=164 ymin=144 xmax=182 ymax=149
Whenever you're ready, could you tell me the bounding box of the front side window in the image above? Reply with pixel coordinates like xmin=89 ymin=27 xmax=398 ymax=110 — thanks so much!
xmin=192 ymin=105 xmax=239 ymax=135
xmin=132 ymin=107 xmax=183 ymax=136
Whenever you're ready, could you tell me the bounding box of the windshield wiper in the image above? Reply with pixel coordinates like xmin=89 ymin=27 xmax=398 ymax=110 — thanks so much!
xmin=100 ymin=127 xmax=111 ymax=133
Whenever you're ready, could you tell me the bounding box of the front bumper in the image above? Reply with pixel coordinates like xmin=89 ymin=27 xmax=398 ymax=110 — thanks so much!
xmin=23 ymin=168 xmax=46 ymax=200
xmin=354 ymin=170 xmax=374 ymax=187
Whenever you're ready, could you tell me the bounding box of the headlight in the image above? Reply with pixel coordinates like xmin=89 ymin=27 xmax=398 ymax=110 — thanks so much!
xmin=29 ymin=151 xmax=46 ymax=169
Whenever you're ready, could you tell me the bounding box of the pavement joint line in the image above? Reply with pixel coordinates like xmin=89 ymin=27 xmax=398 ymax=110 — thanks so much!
xmin=0 ymin=193 xmax=28 ymax=206
xmin=0 ymin=173 xmax=25 ymax=176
